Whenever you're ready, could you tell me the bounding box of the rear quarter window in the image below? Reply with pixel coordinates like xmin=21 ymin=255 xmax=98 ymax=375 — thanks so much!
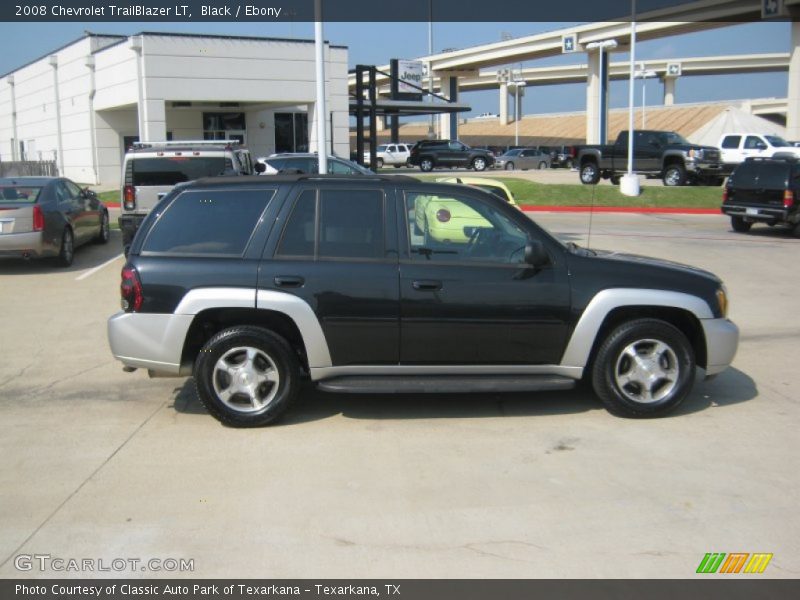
xmin=141 ymin=188 xmax=275 ymax=256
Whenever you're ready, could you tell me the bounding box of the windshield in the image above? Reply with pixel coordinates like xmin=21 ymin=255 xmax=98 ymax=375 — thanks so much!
xmin=376 ymin=145 xmax=388 ymax=152
xmin=502 ymin=149 xmax=522 ymax=157
xmin=765 ymin=136 xmax=790 ymax=147
xmin=0 ymin=185 xmax=42 ymax=203
xmin=132 ymin=156 xmax=228 ymax=186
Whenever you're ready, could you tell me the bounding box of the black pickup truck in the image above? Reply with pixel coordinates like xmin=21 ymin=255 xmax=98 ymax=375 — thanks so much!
xmin=575 ymin=130 xmax=730 ymax=187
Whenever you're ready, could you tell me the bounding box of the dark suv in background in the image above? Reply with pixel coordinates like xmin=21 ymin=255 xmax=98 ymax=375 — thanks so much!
xmin=108 ymin=174 xmax=738 ymax=427
xmin=721 ymin=157 xmax=799 ymax=236
xmin=409 ymin=140 xmax=495 ymax=172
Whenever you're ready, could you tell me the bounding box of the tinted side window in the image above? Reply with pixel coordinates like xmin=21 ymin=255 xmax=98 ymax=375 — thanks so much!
xmin=319 ymin=189 xmax=384 ymax=259
xmin=276 ymin=190 xmax=316 ymax=257
xmin=142 ymin=189 xmax=273 ymax=255
xmin=744 ymin=136 xmax=764 ymax=150
xmin=329 ymin=160 xmax=357 ymax=175
xmin=721 ymin=135 xmax=741 ymax=149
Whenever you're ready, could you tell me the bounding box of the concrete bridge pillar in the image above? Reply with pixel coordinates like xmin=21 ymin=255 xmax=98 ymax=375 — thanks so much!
xmin=787 ymin=20 xmax=800 ymax=140
xmin=586 ymin=48 xmax=612 ymax=144
xmin=499 ymin=81 xmax=509 ymax=126
xmin=663 ymin=76 xmax=676 ymax=106
xmin=437 ymin=74 xmax=459 ymax=139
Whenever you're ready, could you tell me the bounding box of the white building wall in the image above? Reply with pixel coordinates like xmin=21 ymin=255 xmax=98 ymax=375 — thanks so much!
xmin=1 ymin=33 xmax=350 ymax=186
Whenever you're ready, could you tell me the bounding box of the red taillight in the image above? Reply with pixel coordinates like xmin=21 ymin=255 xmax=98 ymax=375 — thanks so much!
xmin=722 ymin=187 xmax=729 ymax=203
xmin=784 ymin=189 xmax=794 ymax=208
xmin=123 ymin=185 xmax=136 ymax=211
xmin=32 ymin=204 xmax=44 ymax=231
xmin=436 ymin=208 xmax=451 ymax=223
xmin=120 ymin=266 xmax=143 ymax=312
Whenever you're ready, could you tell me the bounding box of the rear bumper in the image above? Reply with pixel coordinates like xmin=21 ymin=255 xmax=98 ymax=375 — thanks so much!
xmin=118 ymin=213 xmax=147 ymax=245
xmin=107 ymin=311 xmax=193 ymax=374
xmin=702 ymin=318 xmax=739 ymax=377
xmin=721 ymin=204 xmax=795 ymax=224
xmin=0 ymin=231 xmax=46 ymax=258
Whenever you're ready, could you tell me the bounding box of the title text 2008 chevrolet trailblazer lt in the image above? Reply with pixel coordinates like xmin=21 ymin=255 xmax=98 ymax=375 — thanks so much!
xmin=107 ymin=175 xmax=738 ymax=427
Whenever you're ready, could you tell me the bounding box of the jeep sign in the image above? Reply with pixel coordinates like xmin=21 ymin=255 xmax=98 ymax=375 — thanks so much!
xmin=398 ymin=60 xmax=424 ymax=95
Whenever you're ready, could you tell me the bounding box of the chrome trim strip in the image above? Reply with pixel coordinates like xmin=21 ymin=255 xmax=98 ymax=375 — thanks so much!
xmin=256 ymin=289 xmax=333 ymax=369
xmin=309 ymin=364 xmax=583 ymax=382
xmin=560 ymin=288 xmax=714 ymax=368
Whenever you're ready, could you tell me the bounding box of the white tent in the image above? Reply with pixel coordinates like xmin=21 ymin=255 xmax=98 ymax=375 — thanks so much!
xmin=688 ymin=106 xmax=786 ymax=146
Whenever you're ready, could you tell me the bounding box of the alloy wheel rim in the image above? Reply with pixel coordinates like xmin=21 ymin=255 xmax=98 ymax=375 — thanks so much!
xmin=212 ymin=346 xmax=280 ymax=413
xmin=614 ymin=338 xmax=679 ymax=404
xmin=581 ymin=166 xmax=596 ymax=183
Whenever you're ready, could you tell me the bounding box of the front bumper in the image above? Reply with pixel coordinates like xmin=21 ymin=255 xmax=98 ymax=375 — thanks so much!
xmin=702 ymin=318 xmax=739 ymax=377
xmin=107 ymin=311 xmax=194 ymax=374
xmin=686 ymin=160 xmax=733 ymax=177
xmin=0 ymin=231 xmax=46 ymax=258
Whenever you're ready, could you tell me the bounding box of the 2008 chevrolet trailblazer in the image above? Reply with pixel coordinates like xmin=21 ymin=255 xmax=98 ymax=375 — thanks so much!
xmin=107 ymin=174 xmax=738 ymax=427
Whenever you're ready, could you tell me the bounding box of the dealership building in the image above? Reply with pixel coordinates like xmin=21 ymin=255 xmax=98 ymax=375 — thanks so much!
xmin=0 ymin=32 xmax=350 ymax=186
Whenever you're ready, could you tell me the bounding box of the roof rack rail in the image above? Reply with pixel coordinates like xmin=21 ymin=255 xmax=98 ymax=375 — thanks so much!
xmin=131 ymin=140 xmax=242 ymax=149
xmin=295 ymin=174 xmax=419 ymax=182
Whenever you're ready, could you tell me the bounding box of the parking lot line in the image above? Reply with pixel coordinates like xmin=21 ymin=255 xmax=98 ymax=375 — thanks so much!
xmin=75 ymin=253 xmax=124 ymax=281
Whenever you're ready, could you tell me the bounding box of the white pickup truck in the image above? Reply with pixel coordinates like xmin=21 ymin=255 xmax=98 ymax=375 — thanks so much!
xmin=718 ymin=133 xmax=800 ymax=166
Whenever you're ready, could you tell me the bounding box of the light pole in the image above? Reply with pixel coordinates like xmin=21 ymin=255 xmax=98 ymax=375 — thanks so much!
xmin=620 ymin=0 xmax=639 ymax=197
xmin=427 ymin=0 xmax=435 ymax=138
xmin=636 ymin=67 xmax=657 ymax=128
xmin=585 ymin=39 xmax=617 ymax=144
xmin=508 ymin=78 xmax=526 ymax=146
xmin=314 ymin=0 xmax=327 ymax=173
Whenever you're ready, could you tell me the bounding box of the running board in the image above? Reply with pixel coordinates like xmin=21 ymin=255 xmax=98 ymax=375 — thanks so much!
xmin=316 ymin=374 xmax=576 ymax=394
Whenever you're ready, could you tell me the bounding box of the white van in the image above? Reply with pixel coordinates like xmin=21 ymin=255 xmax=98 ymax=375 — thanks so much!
xmin=718 ymin=133 xmax=800 ymax=166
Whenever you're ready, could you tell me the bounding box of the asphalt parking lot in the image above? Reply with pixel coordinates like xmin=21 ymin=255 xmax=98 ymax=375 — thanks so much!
xmin=0 ymin=212 xmax=798 ymax=579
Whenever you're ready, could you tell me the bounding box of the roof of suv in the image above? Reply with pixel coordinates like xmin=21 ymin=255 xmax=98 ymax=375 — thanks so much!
xmin=187 ymin=174 xmax=420 ymax=188
xmin=127 ymin=141 xmax=245 ymax=154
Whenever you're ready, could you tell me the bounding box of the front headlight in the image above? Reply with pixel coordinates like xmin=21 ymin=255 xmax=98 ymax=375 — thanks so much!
xmin=716 ymin=285 xmax=729 ymax=318
xmin=688 ymin=148 xmax=705 ymax=160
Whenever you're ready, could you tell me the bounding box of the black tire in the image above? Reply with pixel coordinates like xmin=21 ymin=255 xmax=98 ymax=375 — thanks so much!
xmin=793 ymin=223 xmax=800 ymax=238
xmin=538 ymin=162 xmax=548 ymax=170
xmin=393 ymin=164 xmax=401 ymax=169
xmin=472 ymin=157 xmax=488 ymax=171
xmin=591 ymin=319 xmax=695 ymax=418
xmin=565 ymin=158 xmax=574 ymax=170
xmin=579 ymin=161 xmax=600 ymax=185
xmin=94 ymin=211 xmax=110 ymax=244
xmin=610 ymin=175 xmax=621 ymax=185
xmin=419 ymin=158 xmax=434 ymax=172
xmin=194 ymin=326 xmax=301 ymax=427
xmin=504 ymin=162 xmax=515 ymax=171
xmin=57 ymin=227 xmax=74 ymax=267
xmin=731 ymin=216 xmax=752 ymax=233
xmin=376 ymin=158 xmax=384 ymax=168
xmin=662 ymin=163 xmax=687 ymax=186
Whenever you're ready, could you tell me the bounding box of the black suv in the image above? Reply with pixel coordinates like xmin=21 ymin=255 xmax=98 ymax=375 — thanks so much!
xmin=108 ymin=174 xmax=738 ymax=427
xmin=409 ymin=140 xmax=495 ymax=172
xmin=721 ymin=157 xmax=800 ymax=236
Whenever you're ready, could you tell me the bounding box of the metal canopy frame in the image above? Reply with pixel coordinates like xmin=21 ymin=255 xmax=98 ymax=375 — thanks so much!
xmin=352 ymin=64 xmax=470 ymax=171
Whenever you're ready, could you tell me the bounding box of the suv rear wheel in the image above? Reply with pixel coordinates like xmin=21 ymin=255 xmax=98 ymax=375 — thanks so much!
xmin=591 ymin=319 xmax=695 ymax=418
xmin=731 ymin=216 xmax=752 ymax=233
xmin=194 ymin=326 xmax=301 ymax=427
xmin=472 ymin=157 xmax=487 ymax=171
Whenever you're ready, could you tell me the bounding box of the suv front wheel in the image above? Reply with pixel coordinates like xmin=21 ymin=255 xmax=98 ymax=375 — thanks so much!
xmin=419 ymin=158 xmax=434 ymax=172
xmin=591 ymin=319 xmax=695 ymax=418
xmin=194 ymin=326 xmax=301 ymax=427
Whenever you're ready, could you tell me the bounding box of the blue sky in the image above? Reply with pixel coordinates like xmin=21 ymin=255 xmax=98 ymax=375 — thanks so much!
xmin=0 ymin=20 xmax=791 ymax=116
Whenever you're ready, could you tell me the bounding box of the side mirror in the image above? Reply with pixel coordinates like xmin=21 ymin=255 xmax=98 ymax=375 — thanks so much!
xmin=254 ymin=162 xmax=266 ymax=174
xmin=524 ymin=240 xmax=549 ymax=268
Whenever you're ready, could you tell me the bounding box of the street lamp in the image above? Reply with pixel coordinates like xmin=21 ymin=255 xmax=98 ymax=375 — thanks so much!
xmin=636 ymin=67 xmax=657 ymax=128
xmin=585 ymin=38 xmax=617 ymax=144
xmin=508 ymin=78 xmax=526 ymax=146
